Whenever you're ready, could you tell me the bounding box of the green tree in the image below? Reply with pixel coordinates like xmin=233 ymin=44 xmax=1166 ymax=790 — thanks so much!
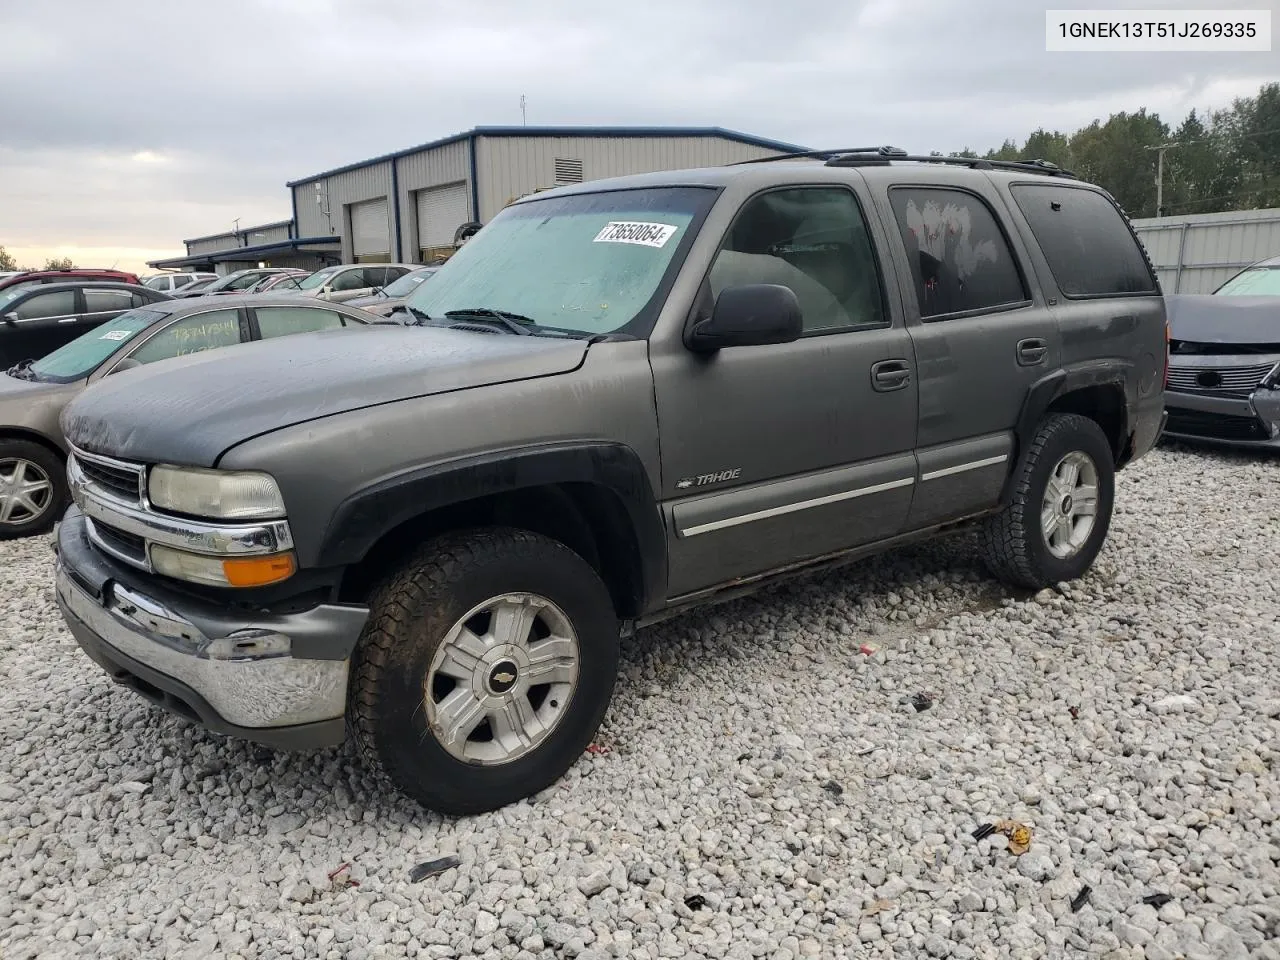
xmin=0 ymin=247 xmax=17 ymax=271
xmin=1161 ymin=109 xmax=1232 ymax=216
xmin=1225 ymin=82 xmax=1280 ymax=210
xmin=44 ymin=256 xmax=76 ymax=270
xmin=1020 ymin=129 xmax=1072 ymax=169
xmin=984 ymin=138 xmax=1021 ymax=162
xmin=1068 ymin=109 xmax=1170 ymax=216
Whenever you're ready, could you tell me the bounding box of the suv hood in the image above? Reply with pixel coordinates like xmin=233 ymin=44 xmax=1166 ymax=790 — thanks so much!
xmin=62 ymin=325 xmax=589 ymax=466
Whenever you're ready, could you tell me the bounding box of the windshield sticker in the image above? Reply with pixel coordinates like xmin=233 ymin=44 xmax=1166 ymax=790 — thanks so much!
xmin=99 ymin=330 xmax=132 ymax=341
xmin=593 ymin=221 xmax=679 ymax=248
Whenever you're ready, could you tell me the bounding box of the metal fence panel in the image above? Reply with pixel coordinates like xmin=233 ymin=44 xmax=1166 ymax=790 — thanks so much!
xmin=1131 ymin=208 xmax=1280 ymax=293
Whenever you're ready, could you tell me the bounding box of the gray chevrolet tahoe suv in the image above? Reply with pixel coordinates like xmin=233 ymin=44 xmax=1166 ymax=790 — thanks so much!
xmin=52 ymin=147 xmax=1168 ymax=815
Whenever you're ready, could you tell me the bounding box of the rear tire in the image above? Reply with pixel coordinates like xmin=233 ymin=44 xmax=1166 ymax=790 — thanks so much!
xmin=0 ymin=439 xmax=67 ymax=540
xmin=978 ymin=413 xmax=1115 ymax=590
xmin=349 ymin=527 xmax=619 ymax=815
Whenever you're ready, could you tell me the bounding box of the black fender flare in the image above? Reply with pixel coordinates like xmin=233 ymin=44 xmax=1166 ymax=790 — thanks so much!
xmin=317 ymin=441 xmax=667 ymax=611
xmin=1002 ymin=360 xmax=1134 ymax=503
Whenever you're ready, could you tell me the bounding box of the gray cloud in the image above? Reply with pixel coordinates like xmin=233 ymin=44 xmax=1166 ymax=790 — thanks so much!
xmin=1 ymin=0 xmax=1276 ymax=260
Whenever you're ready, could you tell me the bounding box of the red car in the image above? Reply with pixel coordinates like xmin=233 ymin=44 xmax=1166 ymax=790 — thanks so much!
xmin=0 ymin=269 xmax=141 ymax=293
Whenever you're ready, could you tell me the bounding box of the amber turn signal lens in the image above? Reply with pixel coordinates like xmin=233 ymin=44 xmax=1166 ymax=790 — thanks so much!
xmin=222 ymin=553 xmax=297 ymax=587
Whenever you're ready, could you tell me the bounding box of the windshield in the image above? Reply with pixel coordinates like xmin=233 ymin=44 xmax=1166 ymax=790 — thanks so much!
xmin=404 ymin=186 xmax=715 ymax=336
xmin=297 ymin=268 xmax=337 ymax=290
xmin=28 ymin=309 xmax=165 ymax=382
xmin=1216 ymin=266 xmax=1280 ymax=296
xmin=0 ymin=287 xmax=29 ymax=309
xmin=382 ymin=268 xmax=436 ymax=297
xmin=143 ymin=276 xmax=169 ymax=290
xmin=205 ymin=271 xmax=260 ymax=293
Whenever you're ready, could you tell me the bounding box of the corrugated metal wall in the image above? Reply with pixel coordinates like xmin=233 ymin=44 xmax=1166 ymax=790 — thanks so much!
xmin=186 ymin=234 xmax=238 ymax=255
xmin=474 ymin=136 xmax=782 ymax=221
xmin=242 ymin=222 xmax=292 ymax=245
xmin=397 ymin=140 xmax=472 ymax=262
xmin=1131 ymin=207 xmax=1280 ymax=294
xmin=185 ymin=221 xmax=291 ymax=256
xmin=292 ymin=161 xmax=394 ymax=261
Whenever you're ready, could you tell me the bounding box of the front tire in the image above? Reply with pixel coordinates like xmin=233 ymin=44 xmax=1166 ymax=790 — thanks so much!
xmin=0 ymin=440 xmax=67 ymax=540
xmin=349 ymin=528 xmax=620 ymax=815
xmin=978 ymin=413 xmax=1115 ymax=590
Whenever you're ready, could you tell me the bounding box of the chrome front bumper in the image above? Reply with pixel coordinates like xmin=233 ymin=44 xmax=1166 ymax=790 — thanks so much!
xmin=55 ymin=508 xmax=368 ymax=747
xmin=1164 ymin=388 xmax=1280 ymax=448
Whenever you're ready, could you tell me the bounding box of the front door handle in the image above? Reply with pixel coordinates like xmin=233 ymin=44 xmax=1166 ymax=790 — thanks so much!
xmin=871 ymin=359 xmax=911 ymax=392
xmin=1017 ymin=338 xmax=1048 ymax=366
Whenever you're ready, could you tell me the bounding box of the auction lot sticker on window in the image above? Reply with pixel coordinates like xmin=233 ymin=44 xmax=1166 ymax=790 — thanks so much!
xmin=1046 ymin=9 xmax=1271 ymax=51
xmin=593 ymin=221 xmax=679 ymax=248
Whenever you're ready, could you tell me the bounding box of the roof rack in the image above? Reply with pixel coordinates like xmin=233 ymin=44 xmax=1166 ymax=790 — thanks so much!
xmin=734 ymin=145 xmax=905 ymax=164
xmin=736 ymin=145 xmax=1076 ymax=178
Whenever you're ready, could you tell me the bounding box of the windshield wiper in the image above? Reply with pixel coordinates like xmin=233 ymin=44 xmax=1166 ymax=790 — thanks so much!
xmin=399 ymin=305 xmax=437 ymax=326
xmin=444 ymin=308 xmax=536 ymax=336
xmin=5 ymin=359 xmax=37 ymax=381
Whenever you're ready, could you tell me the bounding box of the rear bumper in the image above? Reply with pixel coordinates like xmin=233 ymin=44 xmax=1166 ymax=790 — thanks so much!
xmin=1164 ymin=388 xmax=1280 ymax=449
xmin=54 ymin=507 xmax=368 ymax=749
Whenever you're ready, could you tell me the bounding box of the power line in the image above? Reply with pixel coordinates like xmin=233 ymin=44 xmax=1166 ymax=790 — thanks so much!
xmin=1163 ymin=182 xmax=1280 ymax=211
xmin=1150 ymin=124 xmax=1280 ymax=150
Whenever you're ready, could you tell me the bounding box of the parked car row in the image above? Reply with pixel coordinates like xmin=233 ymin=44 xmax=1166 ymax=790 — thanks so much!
xmin=1 ymin=296 xmax=385 ymax=538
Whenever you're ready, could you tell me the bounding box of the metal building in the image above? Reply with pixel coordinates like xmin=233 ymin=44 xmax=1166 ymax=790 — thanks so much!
xmin=150 ymin=219 xmax=342 ymax=275
xmin=287 ymin=125 xmax=803 ymax=264
xmin=150 ymin=126 xmax=802 ymax=274
xmin=1131 ymin=206 xmax=1280 ymax=294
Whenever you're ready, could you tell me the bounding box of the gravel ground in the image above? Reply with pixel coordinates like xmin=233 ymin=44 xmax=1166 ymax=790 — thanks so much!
xmin=1 ymin=444 xmax=1277 ymax=960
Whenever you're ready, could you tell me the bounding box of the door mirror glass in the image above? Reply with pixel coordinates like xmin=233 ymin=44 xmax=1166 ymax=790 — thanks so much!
xmin=687 ymin=284 xmax=802 ymax=352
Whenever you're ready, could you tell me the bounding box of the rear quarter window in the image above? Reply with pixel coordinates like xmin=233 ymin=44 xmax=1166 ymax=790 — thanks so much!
xmin=1010 ymin=184 xmax=1158 ymax=298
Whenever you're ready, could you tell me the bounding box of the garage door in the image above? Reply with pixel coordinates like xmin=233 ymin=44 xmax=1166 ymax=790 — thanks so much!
xmin=350 ymin=199 xmax=390 ymax=263
xmin=417 ymin=183 xmax=470 ymax=253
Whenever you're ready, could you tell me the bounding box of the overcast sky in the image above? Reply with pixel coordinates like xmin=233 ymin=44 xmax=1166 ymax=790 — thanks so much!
xmin=1 ymin=0 xmax=1276 ymax=273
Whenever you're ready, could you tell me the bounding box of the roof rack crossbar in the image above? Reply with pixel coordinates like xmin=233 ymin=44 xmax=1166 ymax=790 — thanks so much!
xmin=734 ymin=145 xmax=905 ymax=164
xmin=823 ymin=150 xmax=1076 ymax=178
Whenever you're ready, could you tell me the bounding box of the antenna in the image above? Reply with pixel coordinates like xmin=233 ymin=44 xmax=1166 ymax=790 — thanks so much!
xmin=520 ymin=95 xmax=527 ymax=126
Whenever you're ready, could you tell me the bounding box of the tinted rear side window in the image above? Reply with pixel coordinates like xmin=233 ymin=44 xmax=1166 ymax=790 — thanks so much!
xmin=889 ymin=187 xmax=1028 ymax=320
xmin=1010 ymin=184 xmax=1157 ymax=298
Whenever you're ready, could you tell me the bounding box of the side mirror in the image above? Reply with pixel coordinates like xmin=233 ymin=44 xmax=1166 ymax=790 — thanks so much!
xmin=109 ymin=357 xmax=142 ymax=375
xmin=2 ymin=312 xmax=17 ymax=324
xmin=686 ymin=284 xmax=802 ymax=353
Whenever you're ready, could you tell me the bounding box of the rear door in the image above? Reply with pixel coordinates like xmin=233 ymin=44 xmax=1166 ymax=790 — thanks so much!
xmin=652 ymin=182 xmax=920 ymax=599
xmin=248 ymin=304 xmax=351 ymax=340
xmin=80 ymin=287 xmax=137 ymax=332
xmin=872 ymin=177 xmax=1060 ymax=529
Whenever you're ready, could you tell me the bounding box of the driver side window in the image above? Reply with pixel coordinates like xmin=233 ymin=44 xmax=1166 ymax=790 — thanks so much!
xmin=708 ymin=187 xmax=885 ymax=333
xmin=331 ymin=270 xmax=367 ymax=292
xmin=128 ymin=309 xmax=243 ymax=365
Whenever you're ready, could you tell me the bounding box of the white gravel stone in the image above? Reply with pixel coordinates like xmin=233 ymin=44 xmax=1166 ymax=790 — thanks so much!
xmin=1 ymin=447 xmax=1278 ymax=960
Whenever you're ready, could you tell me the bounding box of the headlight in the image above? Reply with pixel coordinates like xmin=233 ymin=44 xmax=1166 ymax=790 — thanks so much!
xmin=151 ymin=544 xmax=296 ymax=588
xmin=148 ymin=465 xmax=286 ymax=520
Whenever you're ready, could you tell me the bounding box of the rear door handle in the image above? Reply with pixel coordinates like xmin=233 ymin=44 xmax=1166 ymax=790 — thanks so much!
xmin=871 ymin=359 xmax=911 ymax=392
xmin=1017 ymin=338 xmax=1048 ymax=366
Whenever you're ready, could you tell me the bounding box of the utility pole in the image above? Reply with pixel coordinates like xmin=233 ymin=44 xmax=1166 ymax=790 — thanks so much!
xmin=1147 ymin=142 xmax=1178 ymax=218
xmin=520 ymin=95 xmax=527 ymax=126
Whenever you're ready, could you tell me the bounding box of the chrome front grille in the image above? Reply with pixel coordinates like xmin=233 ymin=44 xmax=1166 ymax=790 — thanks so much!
xmin=86 ymin=518 xmax=147 ymax=565
xmin=72 ymin=449 xmax=144 ymax=504
xmin=67 ymin=446 xmax=295 ymax=574
xmin=1167 ymin=362 xmax=1276 ymax=395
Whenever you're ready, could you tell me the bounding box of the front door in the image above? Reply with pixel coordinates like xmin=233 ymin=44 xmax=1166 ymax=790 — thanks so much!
xmin=651 ymin=184 xmax=919 ymax=599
